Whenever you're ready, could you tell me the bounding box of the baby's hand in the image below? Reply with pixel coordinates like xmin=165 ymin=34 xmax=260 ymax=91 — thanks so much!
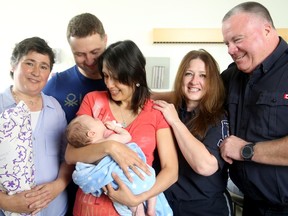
xmin=104 ymin=120 xmax=131 ymax=143
xmin=105 ymin=120 xmax=123 ymax=131
xmin=112 ymin=120 xmax=123 ymax=128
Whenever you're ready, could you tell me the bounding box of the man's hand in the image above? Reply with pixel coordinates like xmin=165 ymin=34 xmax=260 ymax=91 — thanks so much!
xmin=220 ymin=135 xmax=247 ymax=164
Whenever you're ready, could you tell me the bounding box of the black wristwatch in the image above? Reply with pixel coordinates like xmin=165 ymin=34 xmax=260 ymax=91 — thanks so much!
xmin=241 ymin=143 xmax=255 ymax=161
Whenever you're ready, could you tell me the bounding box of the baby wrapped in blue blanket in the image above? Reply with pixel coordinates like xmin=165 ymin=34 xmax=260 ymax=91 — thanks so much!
xmin=66 ymin=115 xmax=172 ymax=216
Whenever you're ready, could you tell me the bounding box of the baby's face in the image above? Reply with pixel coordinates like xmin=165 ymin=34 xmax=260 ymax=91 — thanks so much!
xmin=79 ymin=116 xmax=108 ymax=142
xmin=83 ymin=116 xmax=106 ymax=132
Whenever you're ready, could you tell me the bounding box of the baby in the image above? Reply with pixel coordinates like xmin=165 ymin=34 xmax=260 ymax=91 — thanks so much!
xmin=66 ymin=114 xmax=172 ymax=216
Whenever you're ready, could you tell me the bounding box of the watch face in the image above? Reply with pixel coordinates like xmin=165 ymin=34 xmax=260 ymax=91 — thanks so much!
xmin=241 ymin=144 xmax=254 ymax=160
xmin=242 ymin=146 xmax=253 ymax=158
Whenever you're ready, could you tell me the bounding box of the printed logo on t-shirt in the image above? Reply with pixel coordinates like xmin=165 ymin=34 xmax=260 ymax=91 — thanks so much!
xmin=64 ymin=93 xmax=79 ymax=107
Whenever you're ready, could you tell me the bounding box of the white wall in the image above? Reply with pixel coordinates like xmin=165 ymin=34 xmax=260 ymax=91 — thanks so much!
xmin=0 ymin=0 xmax=287 ymax=92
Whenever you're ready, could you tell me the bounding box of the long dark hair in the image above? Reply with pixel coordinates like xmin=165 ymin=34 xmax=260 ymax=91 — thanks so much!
xmin=98 ymin=40 xmax=151 ymax=114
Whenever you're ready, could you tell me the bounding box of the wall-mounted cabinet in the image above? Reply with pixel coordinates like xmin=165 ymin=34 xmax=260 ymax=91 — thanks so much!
xmin=153 ymin=28 xmax=288 ymax=43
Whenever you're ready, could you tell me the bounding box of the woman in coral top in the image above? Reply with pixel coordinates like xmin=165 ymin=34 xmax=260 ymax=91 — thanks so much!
xmin=65 ymin=40 xmax=178 ymax=216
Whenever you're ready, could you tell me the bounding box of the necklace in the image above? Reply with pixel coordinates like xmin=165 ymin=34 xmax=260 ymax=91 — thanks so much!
xmin=10 ymin=86 xmax=41 ymax=107
xmin=119 ymin=108 xmax=127 ymax=128
xmin=118 ymin=105 xmax=141 ymax=128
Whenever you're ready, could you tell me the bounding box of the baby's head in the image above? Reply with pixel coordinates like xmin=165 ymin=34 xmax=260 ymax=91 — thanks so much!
xmin=66 ymin=115 xmax=106 ymax=148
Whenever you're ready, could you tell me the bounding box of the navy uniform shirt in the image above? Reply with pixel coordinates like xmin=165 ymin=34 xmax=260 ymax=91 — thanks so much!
xmin=221 ymin=37 xmax=288 ymax=205
xmin=165 ymin=106 xmax=230 ymax=202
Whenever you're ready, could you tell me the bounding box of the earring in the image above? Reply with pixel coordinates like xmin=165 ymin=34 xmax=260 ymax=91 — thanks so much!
xmin=136 ymin=83 xmax=140 ymax=87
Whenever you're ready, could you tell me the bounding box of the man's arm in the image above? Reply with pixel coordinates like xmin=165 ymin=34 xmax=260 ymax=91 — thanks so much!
xmin=253 ymin=136 xmax=288 ymax=165
xmin=220 ymin=135 xmax=288 ymax=166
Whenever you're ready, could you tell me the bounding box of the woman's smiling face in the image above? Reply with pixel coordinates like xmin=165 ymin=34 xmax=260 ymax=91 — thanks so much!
xmin=182 ymin=58 xmax=207 ymax=110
